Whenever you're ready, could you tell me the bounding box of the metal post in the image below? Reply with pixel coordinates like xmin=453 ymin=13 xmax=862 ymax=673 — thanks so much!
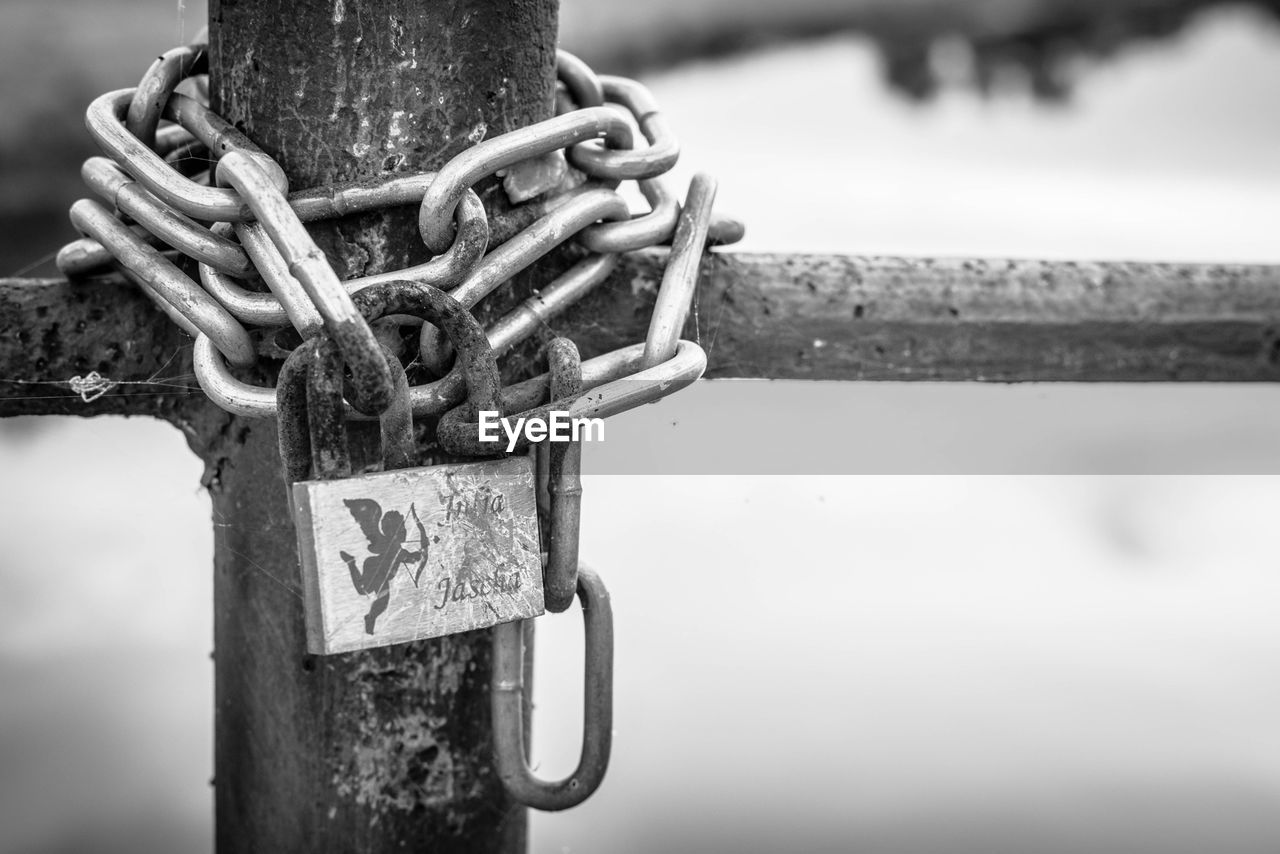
xmin=205 ymin=2 xmax=557 ymax=850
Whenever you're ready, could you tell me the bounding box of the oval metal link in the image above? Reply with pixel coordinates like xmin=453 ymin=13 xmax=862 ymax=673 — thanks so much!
xmin=125 ymin=42 xmax=207 ymax=150
xmin=484 ymin=254 xmax=617 ymax=357
xmin=70 ymin=198 xmax=256 ymax=366
xmin=507 ymin=181 xmax=744 ymax=253
xmin=492 ymin=564 xmax=613 ymax=811
xmin=57 ymin=225 xmax=167 ymax=278
xmin=196 ymin=223 xmax=319 ymax=334
xmin=568 ymin=76 xmax=678 ymax=181
xmin=418 ymin=188 xmax=630 ymax=373
xmin=556 ymin=49 xmax=604 ymax=109
xmin=417 ymin=107 xmax=635 ymax=253
xmin=576 ymin=178 xmax=676 ymax=253
xmin=262 ymin=186 xmax=488 ymax=299
xmin=643 ymin=172 xmax=718 ymax=368
xmin=409 ymin=254 xmax=618 ymax=417
xmin=230 ymin=222 xmax=325 ymax=334
xmin=86 ymin=90 xmax=284 ymax=222
xmin=82 ymin=157 xmax=255 ymax=277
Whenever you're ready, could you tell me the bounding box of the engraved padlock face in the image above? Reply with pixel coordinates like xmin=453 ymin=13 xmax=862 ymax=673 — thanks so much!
xmin=292 ymin=455 xmax=545 ymax=654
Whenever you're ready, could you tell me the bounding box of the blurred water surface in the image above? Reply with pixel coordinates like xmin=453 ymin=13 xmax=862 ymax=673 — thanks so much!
xmin=2 ymin=4 xmax=1280 ymax=854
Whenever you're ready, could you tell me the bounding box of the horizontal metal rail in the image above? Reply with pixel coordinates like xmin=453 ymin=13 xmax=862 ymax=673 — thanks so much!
xmin=2 ymin=251 xmax=1278 ymax=420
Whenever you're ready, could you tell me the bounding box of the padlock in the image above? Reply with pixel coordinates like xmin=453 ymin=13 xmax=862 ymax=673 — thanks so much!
xmin=277 ymin=281 xmax=546 ymax=655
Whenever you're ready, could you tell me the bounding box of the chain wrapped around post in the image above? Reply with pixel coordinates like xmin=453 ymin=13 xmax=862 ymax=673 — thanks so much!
xmin=60 ymin=36 xmax=739 ymax=814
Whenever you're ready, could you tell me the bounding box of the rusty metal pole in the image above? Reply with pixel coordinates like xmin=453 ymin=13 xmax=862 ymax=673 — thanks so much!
xmin=204 ymin=2 xmax=557 ymax=851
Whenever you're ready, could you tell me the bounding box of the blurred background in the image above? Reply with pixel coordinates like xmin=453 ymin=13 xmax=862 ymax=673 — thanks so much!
xmin=3 ymin=1 xmax=1280 ymax=852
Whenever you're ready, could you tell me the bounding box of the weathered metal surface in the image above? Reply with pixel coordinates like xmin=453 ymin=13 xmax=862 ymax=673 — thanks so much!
xmin=294 ymin=457 xmax=545 ymax=654
xmin=210 ymin=0 xmax=559 ymax=282
xmin=202 ymin=1 xmax=559 ymax=851
xmin=568 ymin=253 xmax=1280 ymax=383
xmin=0 ymin=276 xmax=203 ymax=420
xmin=284 ymin=334 xmax=546 ymax=656
xmin=5 ymin=251 xmax=1280 ymax=423
xmin=5 ymin=251 xmax=1280 ymax=422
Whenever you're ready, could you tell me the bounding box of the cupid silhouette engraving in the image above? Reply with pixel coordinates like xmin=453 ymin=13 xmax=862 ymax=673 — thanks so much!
xmin=339 ymin=499 xmax=428 ymax=634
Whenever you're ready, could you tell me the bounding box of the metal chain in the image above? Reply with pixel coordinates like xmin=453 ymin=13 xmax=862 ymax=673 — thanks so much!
xmin=63 ymin=43 xmax=741 ymax=421
xmin=61 ymin=37 xmax=741 ymax=813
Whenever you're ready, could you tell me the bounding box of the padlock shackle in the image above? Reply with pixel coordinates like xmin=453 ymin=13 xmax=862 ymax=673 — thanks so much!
xmin=276 ymin=338 xmax=415 ymax=484
xmin=276 ymin=338 xmax=318 ymax=484
xmin=349 ymin=281 xmax=503 ymax=420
